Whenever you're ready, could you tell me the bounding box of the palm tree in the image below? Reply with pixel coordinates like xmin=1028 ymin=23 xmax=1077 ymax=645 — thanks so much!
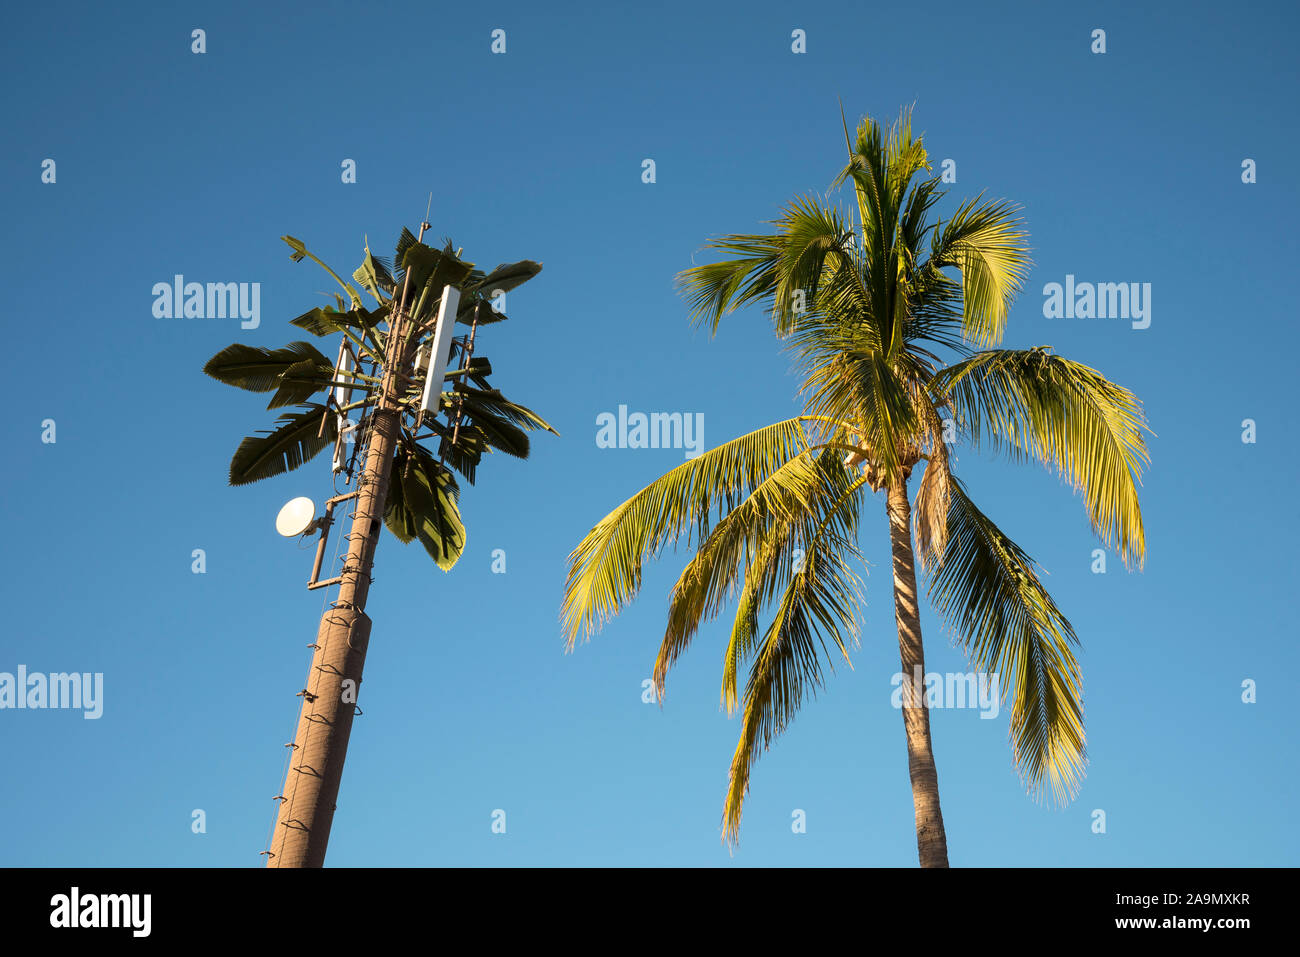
xmin=204 ymin=226 xmax=557 ymax=866
xmin=561 ymin=110 xmax=1150 ymax=867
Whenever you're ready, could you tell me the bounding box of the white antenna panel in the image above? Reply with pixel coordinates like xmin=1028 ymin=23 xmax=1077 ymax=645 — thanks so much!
xmin=419 ymin=285 xmax=461 ymax=415
xmin=334 ymin=345 xmax=354 ymax=409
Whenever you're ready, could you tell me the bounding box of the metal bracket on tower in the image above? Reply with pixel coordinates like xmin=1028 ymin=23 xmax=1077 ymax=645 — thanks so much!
xmin=305 ymin=491 xmax=362 ymax=590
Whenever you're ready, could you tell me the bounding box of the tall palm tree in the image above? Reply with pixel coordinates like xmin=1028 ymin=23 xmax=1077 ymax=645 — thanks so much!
xmin=561 ymin=110 xmax=1150 ymax=867
xmin=204 ymin=227 xmax=557 ymax=866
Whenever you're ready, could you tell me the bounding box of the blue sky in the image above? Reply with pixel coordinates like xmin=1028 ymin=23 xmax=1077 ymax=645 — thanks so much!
xmin=1 ymin=0 xmax=1296 ymax=866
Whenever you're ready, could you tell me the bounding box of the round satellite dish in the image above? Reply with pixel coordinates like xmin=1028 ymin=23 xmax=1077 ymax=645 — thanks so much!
xmin=276 ymin=497 xmax=317 ymax=537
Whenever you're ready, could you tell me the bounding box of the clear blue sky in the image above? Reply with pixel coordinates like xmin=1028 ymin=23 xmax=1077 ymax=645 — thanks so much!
xmin=1 ymin=0 xmax=1296 ymax=867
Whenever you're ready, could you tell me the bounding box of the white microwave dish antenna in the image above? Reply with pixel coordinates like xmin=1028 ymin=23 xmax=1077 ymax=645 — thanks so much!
xmin=276 ymin=497 xmax=318 ymax=537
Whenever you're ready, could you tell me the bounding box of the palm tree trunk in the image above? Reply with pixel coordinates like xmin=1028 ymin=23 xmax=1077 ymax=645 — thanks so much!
xmin=886 ymin=479 xmax=950 ymax=868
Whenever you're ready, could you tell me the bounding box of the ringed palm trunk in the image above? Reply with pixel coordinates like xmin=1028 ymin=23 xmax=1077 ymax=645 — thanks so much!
xmin=886 ymin=478 xmax=950 ymax=868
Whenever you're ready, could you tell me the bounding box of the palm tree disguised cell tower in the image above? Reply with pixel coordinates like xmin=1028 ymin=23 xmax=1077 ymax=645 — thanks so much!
xmin=203 ymin=218 xmax=556 ymax=867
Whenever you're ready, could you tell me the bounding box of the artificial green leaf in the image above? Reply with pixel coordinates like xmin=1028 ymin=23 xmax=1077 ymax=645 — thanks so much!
xmin=353 ymin=244 xmax=395 ymax=304
xmin=266 ymin=357 xmax=337 ymax=409
xmin=387 ymin=443 xmax=466 ymax=571
xmin=456 ymin=386 xmax=558 ymax=434
xmin=203 ymin=341 xmax=330 ymax=393
xmin=282 ymin=235 xmax=364 ymax=308
xmin=290 ymin=307 xmax=350 ymax=337
xmin=228 ymin=404 xmax=335 ymax=486
xmin=399 ymin=241 xmax=474 ymax=306
xmin=473 ymin=260 xmax=542 ymax=293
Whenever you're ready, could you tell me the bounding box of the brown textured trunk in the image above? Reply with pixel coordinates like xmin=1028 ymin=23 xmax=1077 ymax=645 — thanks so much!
xmin=268 ymin=316 xmax=411 ymax=867
xmin=886 ymin=479 xmax=950 ymax=868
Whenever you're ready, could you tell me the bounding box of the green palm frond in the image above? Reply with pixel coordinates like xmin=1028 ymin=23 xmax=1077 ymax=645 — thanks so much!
xmin=228 ymin=404 xmax=336 ymax=486
xmin=717 ymin=459 xmax=869 ymax=714
xmin=768 ymin=198 xmax=855 ymax=335
xmin=676 ymin=233 xmax=786 ymax=334
xmin=833 ymin=106 xmax=930 ymax=240
xmin=418 ymin=387 xmax=543 ymax=462
xmin=265 ymin=357 xmax=340 ymax=410
xmin=830 ymin=109 xmax=930 ymax=363
xmin=654 ymin=448 xmax=861 ymax=702
xmin=801 ymin=351 xmax=918 ymax=488
xmin=464 ymin=260 xmax=543 ymax=298
xmin=203 ymin=341 xmax=331 ymax=393
xmin=928 ymin=479 xmax=1085 ymax=802
xmin=383 ymin=449 xmax=419 ymax=545
xmin=899 ymin=173 xmax=943 ymax=256
xmin=453 ymin=409 xmax=531 ymax=459
xmin=451 ymin=261 xmax=543 ymax=325
xmin=281 ymin=235 xmax=364 ymax=309
xmin=904 ymin=265 xmax=969 ymax=358
xmin=562 ymin=417 xmax=817 ymax=647
xmin=353 ymin=242 xmax=395 ymax=304
xmin=394 ymin=226 xmax=420 ymax=273
xmin=289 ymin=304 xmax=385 ymax=359
xmin=455 ymin=387 xmax=559 ymax=434
xmin=397 ymin=237 xmax=474 ymax=319
xmin=931 ymin=348 xmax=1150 ymax=568
xmin=290 ymin=306 xmax=360 ymax=338
xmin=421 ymin=417 xmax=485 ymax=485
xmin=723 ymin=532 xmax=864 ymax=842
xmin=386 ymin=441 xmax=465 ymax=571
xmin=675 ymin=198 xmax=859 ymax=338
xmin=927 ymin=197 xmax=1031 ymax=348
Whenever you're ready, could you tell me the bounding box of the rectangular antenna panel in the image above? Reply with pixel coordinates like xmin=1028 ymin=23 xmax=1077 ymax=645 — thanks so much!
xmin=419 ymin=285 xmax=461 ymax=415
